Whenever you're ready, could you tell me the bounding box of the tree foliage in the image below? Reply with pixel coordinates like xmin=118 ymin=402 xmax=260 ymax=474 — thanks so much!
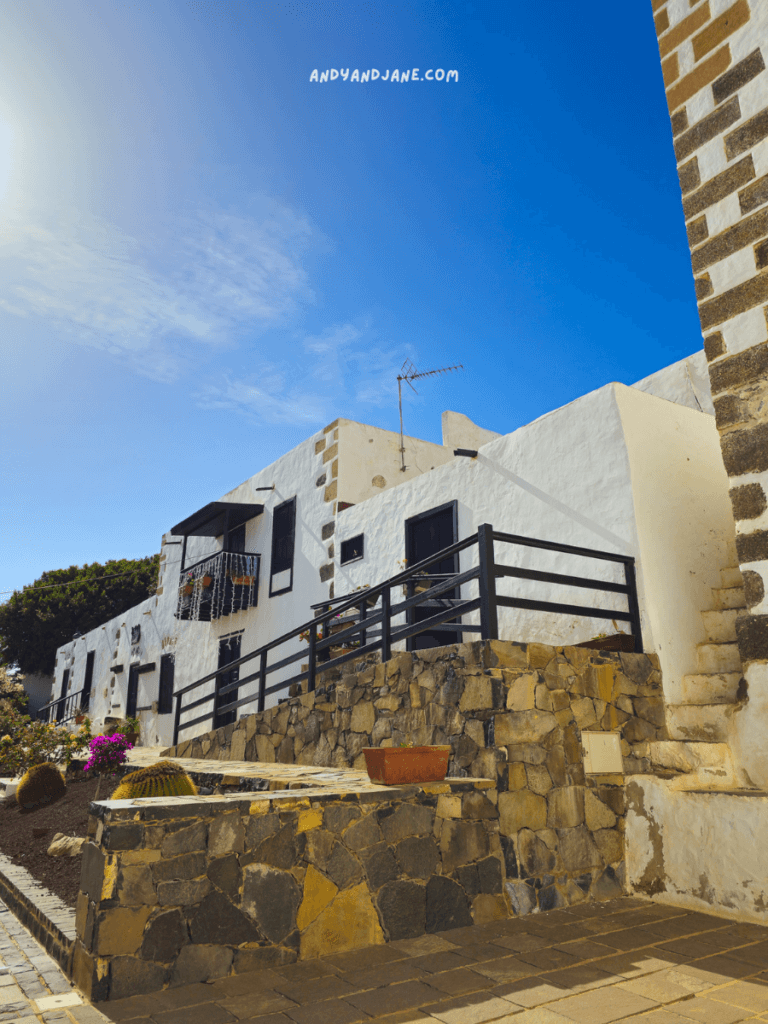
xmin=0 ymin=556 xmax=159 ymax=676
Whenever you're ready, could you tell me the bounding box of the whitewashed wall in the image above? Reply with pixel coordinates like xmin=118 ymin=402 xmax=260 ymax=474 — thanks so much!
xmin=336 ymin=383 xmax=733 ymax=707
xmin=51 ymin=375 xmax=732 ymax=747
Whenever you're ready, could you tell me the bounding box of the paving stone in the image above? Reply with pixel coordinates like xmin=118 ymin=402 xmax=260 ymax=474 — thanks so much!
xmin=346 ymin=978 xmax=441 ymax=1016
xmin=546 ymin=985 xmax=658 ymax=1022
xmin=282 ymin=998 xmax=373 ymax=1024
xmin=422 ymin=966 xmax=497 ymax=996
xmin=153 ymin=1004 xmax=238 ymax=1024
xmin=272 ymin=973 xmax=356 ymax=1003
xmin=422 ymin=989 xmax=526 ymax=1024
xmin=671 ymin=996 xmax=753 ymax=1023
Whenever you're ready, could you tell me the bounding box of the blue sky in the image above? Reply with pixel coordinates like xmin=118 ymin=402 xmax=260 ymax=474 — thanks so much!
xmin=1 ymin=1 xmax=698 ymax=596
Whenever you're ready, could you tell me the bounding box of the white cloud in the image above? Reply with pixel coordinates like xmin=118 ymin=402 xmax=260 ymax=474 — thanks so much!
xmin=194 ymin=320 xmax=417 ymax=425
xmin=0 ymin=199 xmax=314 ymax=381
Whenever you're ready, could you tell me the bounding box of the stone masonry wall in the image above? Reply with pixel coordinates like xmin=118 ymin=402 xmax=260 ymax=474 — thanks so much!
xmin=649 ymin=0 xmax=768 ymax=785
xmin=164 ymin=641 xmax=665 ymax=916
xmin=74 ymin=779 xmax=507 ymax=1001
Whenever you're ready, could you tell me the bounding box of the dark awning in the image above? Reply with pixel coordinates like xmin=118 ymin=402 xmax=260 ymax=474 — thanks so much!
xmin=170 ymin=502 xmax=264 ymax=538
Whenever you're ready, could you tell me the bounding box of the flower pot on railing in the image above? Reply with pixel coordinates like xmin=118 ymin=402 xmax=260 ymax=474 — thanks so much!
xmin=201 ymin=575 xmax=213 ymax=587
xmin=363 ymin=745 xmax=451 ymax=786
xmin=181 ymin=585 xmax=194 ymax=596
xmin=231 ymin=575 xmax=254 ymax=586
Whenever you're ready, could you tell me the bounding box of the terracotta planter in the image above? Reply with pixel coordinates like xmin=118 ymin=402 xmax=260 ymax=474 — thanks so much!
xmin=201 ymin=575 xmax=213 ymax=587
xmin=575 ymin=634 xmax=635 ymax=653
xmin=125 ymin=731 xmax=139 ymax=745
xmin=363 ymin=745 xmax=451 ymax=786
xmin=182 ymin=585 xmax=193 ymax=596
xmin=74 ymin=715 xmax=85 ymax=725
xmin=231 ymin=575 xmax=254 ymax=586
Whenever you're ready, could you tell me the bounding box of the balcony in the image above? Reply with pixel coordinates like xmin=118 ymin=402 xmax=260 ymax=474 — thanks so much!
xmin=175 ymin=551 xmax=261 ymax=621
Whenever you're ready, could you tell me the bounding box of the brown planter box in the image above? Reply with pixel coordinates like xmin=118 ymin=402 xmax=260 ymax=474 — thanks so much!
xmin=575 ymin=633 xmax=635 ymax=653
xmin=363 ymin=745 xmax=451 ymax=786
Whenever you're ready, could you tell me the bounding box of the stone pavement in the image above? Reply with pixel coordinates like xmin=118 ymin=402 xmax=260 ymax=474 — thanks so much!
xmin=98 ymin=896 xmax=768 ymax=1024
xmin=0 ymin=900 xmax=108 ymax=1024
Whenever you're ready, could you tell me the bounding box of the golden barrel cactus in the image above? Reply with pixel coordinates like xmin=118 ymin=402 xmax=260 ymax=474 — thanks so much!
xmin=111 ymin=760 xmax=197 ymax=800
xmin=16 ymin=762 xmax=66 ymax=808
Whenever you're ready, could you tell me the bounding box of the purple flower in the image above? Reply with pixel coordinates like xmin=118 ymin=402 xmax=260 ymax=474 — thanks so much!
xmin=83 ymin=733 xmax=133 ymax=774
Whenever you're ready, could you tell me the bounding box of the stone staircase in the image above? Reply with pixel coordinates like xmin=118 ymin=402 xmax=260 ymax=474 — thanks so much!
xmin=649 ymin=541 xmax=745 ymax=788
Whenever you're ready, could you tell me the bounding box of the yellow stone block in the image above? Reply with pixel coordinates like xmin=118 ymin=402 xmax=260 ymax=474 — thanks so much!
xmin=96 ymin=906 xmax=152 ymax=956
xmin=249 ymin=799 xmax=270 ymax=815
xmin=101 ymin=856 xmax=118 ymax=901
xmin=273 ymin=796 xmax=311 ymax=812
xmin=437 ymin=795 xmax=462 ymax=819
xmin=472 ymin=893 xmax=508 ymax=923
xmin=508 ymin=763 xmax=527 ymax=791
xmin=121 ymin=849 xmax=161 ymax=865
xmin=527 ymin=643 xmax=555 ymax=669
xmin=297 ymin=865 xmax=338 ymax=930
xmin=299 ymin=882 xmax=384 ymax=959
xmin=298 ymin=809 xmax=323 ymax=833
xmin=421 ymin=782 xmax=451 ymax=795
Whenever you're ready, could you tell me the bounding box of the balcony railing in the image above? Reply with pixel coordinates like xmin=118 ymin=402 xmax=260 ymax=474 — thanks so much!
xmin=172 ymin=524 xmax=642 ymax=743
xmin=38 ymin=687 xmax=87 ymax=725
xmin=175 ymin=551 xmax=261 ymax=622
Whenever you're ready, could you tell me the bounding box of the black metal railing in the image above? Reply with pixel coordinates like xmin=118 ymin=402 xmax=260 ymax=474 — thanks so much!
xmin=38 ymin=687 xmax=87 ymax=725
xmin=175 ymin=551 xmax=261 ymax=622
xmin=171 ymin=524 xmax=642 ymax=744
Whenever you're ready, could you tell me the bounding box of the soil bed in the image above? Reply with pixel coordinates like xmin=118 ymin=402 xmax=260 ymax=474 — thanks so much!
xmin=0 ymin=773 xmax=115 ymax=907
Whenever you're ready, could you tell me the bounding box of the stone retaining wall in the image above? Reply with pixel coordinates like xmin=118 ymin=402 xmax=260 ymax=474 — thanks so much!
xmin=164 ymin=640 xmax=665 ymax=914
xmin=73 ymin=779 xmax=508 ymax=1001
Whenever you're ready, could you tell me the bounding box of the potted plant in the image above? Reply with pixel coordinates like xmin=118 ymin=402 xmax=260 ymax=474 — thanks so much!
xmin=124 ymin=716 xmax=141 ymax=745
xmin=73 ymin=706 xmax=87 ymax=725
xmin=201 ymin=574 xmax=213 ymax=587
xmin=363 ymin=742 xmax=452 ymax=786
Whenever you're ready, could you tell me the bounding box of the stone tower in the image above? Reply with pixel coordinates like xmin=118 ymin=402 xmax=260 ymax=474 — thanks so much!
xmin=650 ymin=0 xmax=768 ymax=786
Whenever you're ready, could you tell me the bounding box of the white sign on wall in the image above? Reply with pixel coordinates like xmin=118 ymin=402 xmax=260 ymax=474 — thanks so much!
xmin=582 ymin=732 xmax=623 ymax=774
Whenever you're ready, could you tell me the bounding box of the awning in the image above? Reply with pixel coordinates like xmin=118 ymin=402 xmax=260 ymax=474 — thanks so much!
xmin=170 ymin=502 xmax=264 ymax=538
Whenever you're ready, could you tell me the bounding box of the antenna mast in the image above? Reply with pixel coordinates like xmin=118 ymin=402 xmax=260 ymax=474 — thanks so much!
xmin=397 ymin=360 xmax=464 ymax=472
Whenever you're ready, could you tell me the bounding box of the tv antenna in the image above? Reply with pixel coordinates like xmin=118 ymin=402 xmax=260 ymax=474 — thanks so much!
xmin=397 ymin=360 xmax=464 ymax=471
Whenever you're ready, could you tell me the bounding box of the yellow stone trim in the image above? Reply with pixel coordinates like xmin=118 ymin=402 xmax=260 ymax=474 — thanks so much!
xmin=315 ymin=438 xmax=327 ymax=454
xmin=323 ymin=418 xmax=339 ymax=434
xmin=297 ymin=808 xmax=323 ymax=832
xmin=324 ymin=480 xmax=338 ymax=502
xmin=322 ymin=442 xmax=339 ymax=464
xmin=296 ymin=865 xmax=338 ymax=930
xmin=101 ymin=856 xmax=118 ymax=901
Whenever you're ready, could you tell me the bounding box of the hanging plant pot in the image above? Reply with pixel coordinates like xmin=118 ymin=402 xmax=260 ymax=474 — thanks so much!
xmin=182 ymin=585 xmax=194 ymax=596
xmin=74 ymin=714 xmax=85 ymax=725
xmin=363 ymin=745 xmax=451 ymax=786
xmin=231 ymin=575 xmax=254 ymax=586
xmin=201 ymin=575 xmax=213 ymax=587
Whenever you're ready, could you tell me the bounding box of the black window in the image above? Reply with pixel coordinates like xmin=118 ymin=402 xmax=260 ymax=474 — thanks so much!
xmin=270 ymin=497 xmax=296 ymax=596
xmin=82 ymin=651 xmax=95 ymax=710
xmin=340 ymin=534 xmax=364 ymax=564
xmin=158 ymin=653 xmax=175 ymax=715
xmin=127 ymin=664 xmax=139 ymax=719
xmin=131 ymin=625 xmax=141 ymax=644
xmin=56 ymin=670 xmax=69 ymax=723
xmin=215 ymin=634 xmax=241 ymax=728
xmin=226 ymin=523 xmax=246 ymax=553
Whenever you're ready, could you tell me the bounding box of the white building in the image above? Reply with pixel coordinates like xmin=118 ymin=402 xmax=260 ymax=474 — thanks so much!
xmin=49 ymin=352 xmax=735 ymax=751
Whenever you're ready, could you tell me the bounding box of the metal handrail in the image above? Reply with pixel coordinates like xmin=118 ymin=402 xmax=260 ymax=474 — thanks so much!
xmin=38 ymin=687 xmax=87 ymax=725
xmin=171 ymin=524 xmax=643 ymax=744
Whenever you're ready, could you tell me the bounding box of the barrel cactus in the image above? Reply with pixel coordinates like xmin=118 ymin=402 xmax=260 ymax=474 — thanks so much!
xmin=111 ymin=760 xmax=197 ymax=800
xmin=16 ymin=762 xmax=66 ymax=808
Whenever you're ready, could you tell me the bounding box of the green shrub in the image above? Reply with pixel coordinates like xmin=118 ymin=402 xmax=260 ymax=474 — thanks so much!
xmin=111 ymin=760 xmax=197 ymax=800
xmin=16 ymin=762 xmax=66 ymax=807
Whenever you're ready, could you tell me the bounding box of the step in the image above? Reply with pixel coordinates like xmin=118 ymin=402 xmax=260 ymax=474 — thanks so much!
xmin=648 ymin=740 xmax=738 ymax=788
xmin=648 ymin=740 xmax=733 ymax=773
xmin=720 ymin=567 xmax=743 ymax=589
xmin=710 ymin=586 xmax=746 ymax=610
xmin=696 ymin=642 xmax=742 ymax=673
xmin=666 ymin=704 xmax=729 ymax=743
xmin=679 ymin=672 xmax=742 ymax=704
xmin=701 ymin=608 xmax=739 ymax=643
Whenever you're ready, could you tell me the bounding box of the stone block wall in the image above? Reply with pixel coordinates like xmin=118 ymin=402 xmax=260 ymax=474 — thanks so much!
xmin=73 ymin=779 xmax=507 ymax=1001
xmin=165 ymin=641 xmax=665 ymax=915
xmin=649 ymin=0 xmax=768 ymax=786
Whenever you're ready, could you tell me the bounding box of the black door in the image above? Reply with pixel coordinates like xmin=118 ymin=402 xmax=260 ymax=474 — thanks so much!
xmin=82 ymin=651 xmax=95 ymax=712
xmin=158 ymin=653 xmax=175 ymax=715
xmin=215 ymin=634 xmax=241 ymax=729
xmin=405 ymin=502 xmax=460 ymax=650
xmin=127 ymin=664 xmax=139 ymax=719
xmin=56 ymin=670 xmax=70 ymax=722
